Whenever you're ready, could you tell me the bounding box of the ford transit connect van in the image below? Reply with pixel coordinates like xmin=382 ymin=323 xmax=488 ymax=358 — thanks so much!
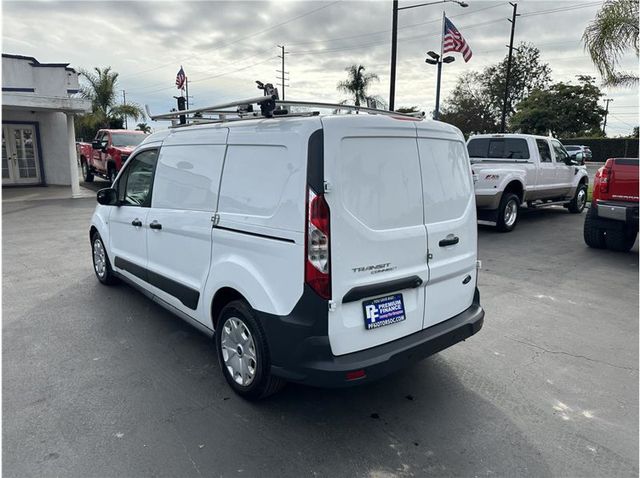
xmin=89 ymin=105 xmax=484 ymax=399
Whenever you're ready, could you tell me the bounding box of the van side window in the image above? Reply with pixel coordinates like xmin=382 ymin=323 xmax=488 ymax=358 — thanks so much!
xmin=151 ymin=145 xmax=226 ymax=212
xmin=536 ymin=139 xmax=552 ymax=163
xmin=121 ymin=149 xmax=158 ymax=207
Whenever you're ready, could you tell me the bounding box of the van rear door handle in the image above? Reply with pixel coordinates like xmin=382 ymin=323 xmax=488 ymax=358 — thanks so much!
xmin=149 ymin=221 xmax=162 ymax=230
xmin=131 ymin=219 xmax=142 ymax=227
xmin=439 ymin=235 xmax=459 ymax=247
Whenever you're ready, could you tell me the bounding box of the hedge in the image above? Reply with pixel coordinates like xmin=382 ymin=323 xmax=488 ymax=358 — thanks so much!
xmin=560 ymin=138 xmax=639 ymax=163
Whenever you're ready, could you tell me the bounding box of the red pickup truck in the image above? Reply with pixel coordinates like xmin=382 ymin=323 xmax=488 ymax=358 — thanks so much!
xmin=584 ymin=158 xmax=639 ymax=252
xmin=77 ymin=129 xmax=147 ymax=183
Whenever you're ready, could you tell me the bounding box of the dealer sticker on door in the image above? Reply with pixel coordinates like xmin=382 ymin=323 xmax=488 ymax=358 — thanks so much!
xmin=362 ymin=294 xmax=406 ymax=330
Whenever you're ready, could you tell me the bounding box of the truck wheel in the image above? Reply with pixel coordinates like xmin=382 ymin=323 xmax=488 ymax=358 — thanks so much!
xmin=81 ymin=159 xmax=94 ymax=182
xmin=568 ymin=183 xmax=587 ymax=213
xmin=583 ymin=207 xmax=606 ymax=249
xmin=605 ymin=228 xmax=638 ymax=252
xmin=496 ymin=193 xmax=520 ymax=232
xmin=91 ymin=232 xmax=118 ymax=285
xmin=216 ymin=300 xmax=285 ymax=400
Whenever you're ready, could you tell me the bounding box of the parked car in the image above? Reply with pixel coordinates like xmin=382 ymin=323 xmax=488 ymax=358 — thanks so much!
xmin=467 ymin=134 xmax=589 ymax=232
xmin=89 ymin=111 xmax=484 ymax=399
xmin=584 ymin=157 xmax=639 ymax=251
xmin=77 ymin=129 xmax=147 ymax=183
xmin=564 ymin=145 xmax=592 ymax=164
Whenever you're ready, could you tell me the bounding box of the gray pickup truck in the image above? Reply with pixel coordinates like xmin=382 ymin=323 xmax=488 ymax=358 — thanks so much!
xmin=467 ymin=134 xmax=589 ymax=232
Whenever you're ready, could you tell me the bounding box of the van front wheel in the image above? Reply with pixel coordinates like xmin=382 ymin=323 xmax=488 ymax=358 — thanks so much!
xmin=496 ymin=193 xmax=520 ymax=232
xmin=215 ymin=300 xmax=285 ymax=400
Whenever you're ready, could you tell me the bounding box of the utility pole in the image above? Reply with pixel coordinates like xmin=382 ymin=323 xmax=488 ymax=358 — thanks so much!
xmin=122 ymin=90 xmax=128 ymax=129
xmin=277 ymin=45 xmax=289 ymax=100
xmin=389 ymin=0 xmax=399 ymax=111
xmin=602 ymin=98 xmax=613 ymax=136
xmin=500 ymin=2 xmax=519 ymax=132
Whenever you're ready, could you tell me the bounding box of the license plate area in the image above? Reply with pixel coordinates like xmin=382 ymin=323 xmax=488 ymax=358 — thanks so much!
xmin=362 ymin=293 xmax=406 ymax=330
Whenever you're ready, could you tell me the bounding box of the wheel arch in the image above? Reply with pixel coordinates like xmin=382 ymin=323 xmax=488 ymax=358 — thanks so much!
xmin=503 ymin=180 xmax=524 ymax=203
xmin=210 ymin=287 xmax=249 ymax=331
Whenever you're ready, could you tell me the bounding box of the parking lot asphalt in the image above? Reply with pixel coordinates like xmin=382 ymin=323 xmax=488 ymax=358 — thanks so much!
xmin=3 ymin=193 xmax=638 ymax=478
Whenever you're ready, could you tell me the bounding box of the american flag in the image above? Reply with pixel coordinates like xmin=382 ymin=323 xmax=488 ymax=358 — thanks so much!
xmin=443 ymin=17 xmax=472 ymax=62
xmin=175 ymin=66 xmax=186 ymax=90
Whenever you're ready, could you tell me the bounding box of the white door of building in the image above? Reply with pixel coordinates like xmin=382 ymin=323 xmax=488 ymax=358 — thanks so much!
xmin=2 ymin=124 xmax=41 ymax=185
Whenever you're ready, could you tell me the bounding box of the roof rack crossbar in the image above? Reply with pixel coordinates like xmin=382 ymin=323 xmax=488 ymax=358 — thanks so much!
xmin=275 ymin=100 xmax=420 ymax=118
xmin=146 ymin=95 xmax=275 ymax=120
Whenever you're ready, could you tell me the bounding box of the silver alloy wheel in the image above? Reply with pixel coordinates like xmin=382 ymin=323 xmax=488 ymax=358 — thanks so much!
xmin=504 ymin=199 xmax=518 ymax=227
xmin=576 ymin=188 xmax=586 ymax=210
xmin=81 ymin=162 xmax=87 ymax=179
xmin=93 ymin=238 xmax=106 ymax=279
xmin=220 ymin=317 xmax=257 ymax=386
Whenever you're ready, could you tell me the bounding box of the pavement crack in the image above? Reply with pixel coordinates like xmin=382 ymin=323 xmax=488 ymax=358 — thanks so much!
xmin=506 ymin=336 xmax=639 ymax=372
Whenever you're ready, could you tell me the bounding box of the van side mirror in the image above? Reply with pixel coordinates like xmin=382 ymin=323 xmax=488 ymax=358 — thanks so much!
xmin=97 ymin=187 xmax=118 ymax=205
xmin=92 ymin=140 xmax=107 ymax=151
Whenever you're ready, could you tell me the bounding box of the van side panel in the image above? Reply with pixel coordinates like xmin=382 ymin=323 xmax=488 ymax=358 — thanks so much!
xmin=205 ymin=118 xmax=321 ymax=319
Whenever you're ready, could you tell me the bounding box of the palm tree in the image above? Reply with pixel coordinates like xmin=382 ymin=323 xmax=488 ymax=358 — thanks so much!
xmin=337 ymin=65 xmax=379 ymax=107
xmin=136 ymin=122 xmax=151 ymax=133
xmin=79 ymin=67 xmax=145 ymax=129
xmin=583 ymin=0 xmax=639 ymax=87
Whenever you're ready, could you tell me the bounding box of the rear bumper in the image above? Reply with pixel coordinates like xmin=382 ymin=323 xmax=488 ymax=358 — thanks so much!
xmin=261 ymin=289 xmax=484 ymax=388
xmin=595 ymin=200 xmax=639 ymax=225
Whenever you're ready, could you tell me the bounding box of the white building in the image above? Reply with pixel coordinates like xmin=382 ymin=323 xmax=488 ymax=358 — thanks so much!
xmin=2 ymin=53 xmax=91 ymax=197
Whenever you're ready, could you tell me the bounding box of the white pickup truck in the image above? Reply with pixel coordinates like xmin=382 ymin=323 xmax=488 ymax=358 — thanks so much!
xmin=467 ymin=134 xmax=589 ymax=231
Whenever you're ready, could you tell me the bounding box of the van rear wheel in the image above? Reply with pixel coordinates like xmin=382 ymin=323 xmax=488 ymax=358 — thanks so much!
xmin=215 ymin=300 xmax=285 ymax=400
xmin=81 ymin=159 xmax=94 ymax=182
xmin=496 ymin=193 xmax=520 ymax=232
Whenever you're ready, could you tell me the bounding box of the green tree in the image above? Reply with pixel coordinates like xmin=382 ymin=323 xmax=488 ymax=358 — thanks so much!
xmin=440 ymin=43 xmax=551 ymax=133
xmin=583 ymin=0 xmax=639 ymax=87
xmin=77 ymin=67 xmax=145 ymax=137
xmin=482 ymin=42 xmax=552 ymax=121
xmin=439 ymin=72 xmax=500 ymax=136
xmin=510 ymin=76 xmax=606 ymax=137
xmin=136 ymin=122 xmax=151 ymax=133
xmin=337 ymin=65 xmax=379 ymax=107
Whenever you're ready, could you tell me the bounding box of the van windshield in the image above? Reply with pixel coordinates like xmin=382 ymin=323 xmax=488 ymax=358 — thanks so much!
xmin=467 ymin=138 xmax=530 ymax=159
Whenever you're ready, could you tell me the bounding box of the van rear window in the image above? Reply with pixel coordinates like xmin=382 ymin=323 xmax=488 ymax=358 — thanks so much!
xmin=467 ymin=138 xmax=530 ymax=159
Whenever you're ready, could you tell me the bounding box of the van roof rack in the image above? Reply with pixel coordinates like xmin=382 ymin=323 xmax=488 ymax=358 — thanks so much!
xmin=145 ymin=96 xmax=424 ymax=127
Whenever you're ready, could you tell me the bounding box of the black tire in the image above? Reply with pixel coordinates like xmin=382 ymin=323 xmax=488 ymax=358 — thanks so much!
xmin=215 ymin=300 xmax=285 ymax=400
xmin=568 ymin=183 xmax=587 ymax=213
xmin=605 ymin=227 xmax=638 ymax=252
xmin=91 ymin=232 xmax=118 ymax=285
xmin=496 ymin=193 xmax=520 ymax=232
xmin=81 ymin=158 xmax=94 ymax=182
xmin=107 ymin=163 xmax=117 ymax=184
xmin=583 ymin=207 xmax=606 ymax=249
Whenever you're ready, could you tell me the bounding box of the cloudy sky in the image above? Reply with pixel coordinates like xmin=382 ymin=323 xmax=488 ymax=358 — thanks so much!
xmin=3 ymin=0 xmax=638 ymax=135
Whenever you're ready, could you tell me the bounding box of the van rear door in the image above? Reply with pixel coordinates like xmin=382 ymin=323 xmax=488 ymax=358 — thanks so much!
xmin=322 ymin=116 xmax=428 ymax=356
xmin=416 ymin=134 xmax=477 ymax=328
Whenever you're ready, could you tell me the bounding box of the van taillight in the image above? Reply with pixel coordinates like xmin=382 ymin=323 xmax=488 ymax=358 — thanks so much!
xmin=600 ymin=159 xmax=613 ymax=194
xmin=305 ymin=187 xmax=331 ymax=299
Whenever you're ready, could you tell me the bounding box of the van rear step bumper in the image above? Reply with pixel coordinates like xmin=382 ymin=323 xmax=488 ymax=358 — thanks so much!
xmin=266 ymin=291 xmax=484 ymax=388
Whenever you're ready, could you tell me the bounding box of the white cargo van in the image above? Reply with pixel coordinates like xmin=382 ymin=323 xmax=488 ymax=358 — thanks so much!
xmin=89 ymin=98 xmax=484 ymax=399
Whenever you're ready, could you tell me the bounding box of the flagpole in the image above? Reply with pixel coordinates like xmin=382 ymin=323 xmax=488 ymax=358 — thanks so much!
xmin=185 ymin=77 xmax=189 ymax=110
xmin=434 ymin=10 xmax=445 ymax=120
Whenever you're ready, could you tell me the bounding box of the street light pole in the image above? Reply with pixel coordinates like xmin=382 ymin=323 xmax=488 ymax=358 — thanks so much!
xmin=388 ymin=0 xmax=467 ymax=111
xmin=389 ymin=0 xmax=399 ymax=111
